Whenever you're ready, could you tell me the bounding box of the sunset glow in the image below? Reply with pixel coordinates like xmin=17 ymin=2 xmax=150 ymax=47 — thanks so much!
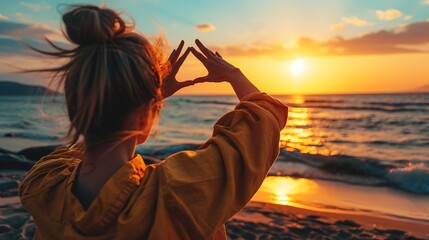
xmin=286 ymin=58 xmax=307 ymax=77
xmin=0 ymin=1 xmax=428 ymax=94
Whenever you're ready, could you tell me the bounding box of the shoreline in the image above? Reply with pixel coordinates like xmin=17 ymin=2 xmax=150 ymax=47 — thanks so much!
xmin=2 ymin=196 xmax=426 ymax=239
xmin=239 ymin=201 xmax=429 ymax=239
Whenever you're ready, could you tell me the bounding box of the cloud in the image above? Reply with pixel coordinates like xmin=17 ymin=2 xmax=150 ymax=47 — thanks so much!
xmin=331 ymin=16 xmax=373 ymax=31
xmin=423 ymin=0 xmax=429 ymax=4
xmin=341 ymin=16 xmax=373 ymax=26
xmin=0 ymin=20 xmax=66 ymax=58
xmin=0 ymin=20 xmax=58 ymax=39
xmin=404 ymin=16 xmax=413 ymax=20
xmin=330 ymin=23 xmax=345 ymax=31
xmin=212 ymin=21 xmax=429 ymax=58
xmin=195 ymin=23 xmax=216 ymax=32
xmin=376 ymin=9 xmax=403 ymax=21
xmin=0 ymin=14 xmax=8 ymax=21
xmin=15 ymin=12 xmax=32 ymax=23
xmin=20 ymin=2 xmax=50 ymax=11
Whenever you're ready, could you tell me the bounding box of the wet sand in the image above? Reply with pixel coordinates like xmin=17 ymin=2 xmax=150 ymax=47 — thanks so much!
xmin=228 ymin=202 xmax=428 ymax=239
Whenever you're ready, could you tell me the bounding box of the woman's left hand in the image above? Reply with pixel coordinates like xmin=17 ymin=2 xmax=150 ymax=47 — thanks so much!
xmin=162 ymin=40 xmax=193 ymax=98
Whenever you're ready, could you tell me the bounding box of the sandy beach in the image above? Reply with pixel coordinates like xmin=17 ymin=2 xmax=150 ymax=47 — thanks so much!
xmin=1 ymin=199 xmax=427 ymax=239
xmin=1 ymin=194 xmax=427 ymax=239
xmin=228 ymin=202 xmax=428 ymax=239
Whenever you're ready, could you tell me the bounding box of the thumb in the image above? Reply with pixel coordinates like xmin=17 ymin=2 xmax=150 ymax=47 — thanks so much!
xmin=178 ymin=80 xmax=195 ymax=88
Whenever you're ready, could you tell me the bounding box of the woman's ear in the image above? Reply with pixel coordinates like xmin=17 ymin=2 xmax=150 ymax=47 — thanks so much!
xmin=136 ymin=98 xmax=158 ymax=130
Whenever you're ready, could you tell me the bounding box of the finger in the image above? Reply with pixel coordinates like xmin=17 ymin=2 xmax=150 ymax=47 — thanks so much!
xmin=168 ymin=49 xmax=176 ymax=63
xmin=192 ymin=76 xmax=210 ymax=84
xmin=175 ymin=40 xmax=185 ymax=57
xmin=195 ymin=39 xmax=214 ymax=58
xmin=190 ymin=47 xmax=208 ymax=64
xmin=169 ymin=40 xmax=184 ymax=64
xmin=172 ymin=47 xmax=191 ymax=73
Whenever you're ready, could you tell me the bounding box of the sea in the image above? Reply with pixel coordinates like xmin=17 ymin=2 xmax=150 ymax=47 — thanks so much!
xmin=1 ymin=93 xmax=428 ymax=222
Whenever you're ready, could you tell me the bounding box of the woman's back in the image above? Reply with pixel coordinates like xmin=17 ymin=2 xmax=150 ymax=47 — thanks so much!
xmin=18 ymin=5 xmax=288 ymax=239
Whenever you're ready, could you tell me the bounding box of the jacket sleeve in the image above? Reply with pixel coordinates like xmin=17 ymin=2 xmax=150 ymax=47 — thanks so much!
xmin=159 ymin=92 xmax=288 ymax=238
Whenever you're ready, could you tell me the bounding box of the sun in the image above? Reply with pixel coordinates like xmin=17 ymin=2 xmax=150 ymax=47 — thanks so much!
xmin=285 ymin=58 xmax=307 ymax=77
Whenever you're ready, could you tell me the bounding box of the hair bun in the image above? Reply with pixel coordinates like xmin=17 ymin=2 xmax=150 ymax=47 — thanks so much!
xmin=62 ymin=5 xmax=126 ymax=45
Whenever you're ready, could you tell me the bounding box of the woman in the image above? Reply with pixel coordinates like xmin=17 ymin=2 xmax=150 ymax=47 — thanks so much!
xmin=19 ymin=5 xmax=288 ymax=240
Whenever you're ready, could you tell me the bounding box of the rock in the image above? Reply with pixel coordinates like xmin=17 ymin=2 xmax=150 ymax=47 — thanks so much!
xmin=384 ymin=229 xmax=406 ymax=236
xmin=336 ymin=229 xmax=352 ymax=239
xmin=18 ymin=145 xmax=60 ymax=161
xmin=21 ymin=223 xmax=35 ymax=239
xmin=0 ymin=148 xmax=35 ymax=170
xmin=0 ymin=179 xmax=18 ymax=191
xmin=335 ymin=219 xmax=361 ymax=228
xmin=358 ymin=232 xmax=373 ymax=238
xmin=404 ymin=236 xmax=419 ymax=240
xmin=288 ymin=226 xmax=309 ymax=237
xmin=0 ymin=213 xmax=28 ymax=229
xmin=0 ymin=224 xmax=13 ymax=234
xmin=0 ymin=231 xmax=19 ymax=240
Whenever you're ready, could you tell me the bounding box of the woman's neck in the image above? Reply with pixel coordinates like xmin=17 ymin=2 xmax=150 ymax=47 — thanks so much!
xmin=83 ymin=137 xmax=137 ymax=166
xmin=73 ymin=137 xmax=138 ymax=209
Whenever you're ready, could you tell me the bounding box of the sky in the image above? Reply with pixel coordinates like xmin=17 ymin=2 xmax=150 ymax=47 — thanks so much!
xmin=0 ymin=0 xmax=428 ymax=95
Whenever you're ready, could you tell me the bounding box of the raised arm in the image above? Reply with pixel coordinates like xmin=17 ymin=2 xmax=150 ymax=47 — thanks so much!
xmin=156 ymin=41 xmax=289 ymax=238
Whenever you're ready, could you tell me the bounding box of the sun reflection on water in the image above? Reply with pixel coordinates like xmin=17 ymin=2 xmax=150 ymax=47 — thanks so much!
xmin=253 ymin=177 xmax=319 ymax=206
xmin=280 ymin=96 xmax=338 ymax=156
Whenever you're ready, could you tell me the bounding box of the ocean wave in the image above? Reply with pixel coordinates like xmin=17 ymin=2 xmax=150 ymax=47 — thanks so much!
xmin=366 ymin=101 xmax=429 ymax=107
xmin=272 ymin=149 xmax=429 ymax=194
xmin=137 ymin=143 xmax=429 ymax=195
xmin=0 ymin=120 xmax=34 ymax=129
xmin=329 ymin=139 xmax=429 ymax=147
xmin=386 ymin=163 xmax=429 ymax=194
xmin=302 ymin=99 xmax=344 ymax=104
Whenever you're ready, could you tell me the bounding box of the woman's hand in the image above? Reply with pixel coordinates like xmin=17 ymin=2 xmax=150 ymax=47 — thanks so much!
xmin=162 ymin=40 xmax=193 ymax=98
xmin=190 ymin=39 xmax=241 ymax=84
xmin=191 ymin=39 xmax=260 ymax=100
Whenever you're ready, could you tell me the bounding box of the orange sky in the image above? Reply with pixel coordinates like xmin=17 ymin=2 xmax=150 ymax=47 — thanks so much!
xmin=176 ymin=53 xmax=429 ymax=95
xmin=1 ymin=1 xmax=429 ymax=95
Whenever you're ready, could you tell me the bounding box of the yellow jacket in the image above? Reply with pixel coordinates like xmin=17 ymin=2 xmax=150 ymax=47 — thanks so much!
xmin=19 ymin=92 xmax=288 ymax=239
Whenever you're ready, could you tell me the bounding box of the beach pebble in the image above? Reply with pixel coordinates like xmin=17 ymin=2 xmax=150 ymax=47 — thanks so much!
xmin=335 ymin=219 xmax=361 ymax=227
xmin=384 ymin=229 xmax=406 ymax=236
xmin=288 ymin=226 xmax=310 ymax=237
xmin=336 ymin=229 xmax=352 ymax=238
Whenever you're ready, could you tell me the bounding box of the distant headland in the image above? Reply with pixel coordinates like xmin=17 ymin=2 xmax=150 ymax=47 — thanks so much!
xmin=0 ymin=81 xmax=58 ymax=96
xmin=414 ymin=84 xmax=429 ymax=93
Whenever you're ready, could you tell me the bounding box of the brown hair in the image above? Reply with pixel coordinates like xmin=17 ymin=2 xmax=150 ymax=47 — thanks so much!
xmin=27 ymin=5 xmax=168 ymax=152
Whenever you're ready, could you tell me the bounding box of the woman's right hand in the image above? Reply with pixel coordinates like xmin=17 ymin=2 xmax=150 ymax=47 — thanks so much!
xmin=190 ymin=39 xmax=242 ymax=84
